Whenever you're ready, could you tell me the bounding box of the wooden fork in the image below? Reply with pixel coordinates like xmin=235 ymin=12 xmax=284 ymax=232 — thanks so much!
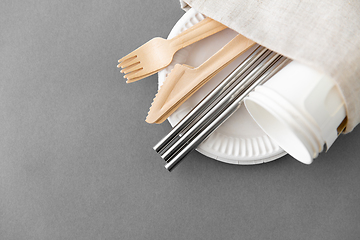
xmin=145 ymin=34 xmax=256 ymax=124
xmin=117 ymin=17 xmax=227 ymax=83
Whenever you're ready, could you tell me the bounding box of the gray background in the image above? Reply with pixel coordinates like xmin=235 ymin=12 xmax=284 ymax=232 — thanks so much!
xmin=1 ymin=0 xmax=360 ymax=239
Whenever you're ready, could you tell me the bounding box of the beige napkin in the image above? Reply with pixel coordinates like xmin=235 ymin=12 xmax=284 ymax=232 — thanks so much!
xmin=180 ymin=0 xmax=360 ymax=133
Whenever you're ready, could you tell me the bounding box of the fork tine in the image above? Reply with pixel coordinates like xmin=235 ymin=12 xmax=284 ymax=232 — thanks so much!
xmin=125 ymin=62 xmax=168 ymax=82
xmin=126 ymin=65 xmax=167 ymax=82
xmin=120 ymin=62 xmax=142 ymax=74
xmin=118 ymin=57 xmax=140 ymax=69
xmin=125 ymin=71 xmax=156 ymax=83
xmin=124 ymin=68 xmax=144 ymax=79
xmin=118 ymin=52 xmax=137 ymax=64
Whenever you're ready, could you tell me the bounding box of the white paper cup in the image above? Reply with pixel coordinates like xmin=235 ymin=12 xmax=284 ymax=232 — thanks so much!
xmin=244 ymin=61 xmax=346 ymax=164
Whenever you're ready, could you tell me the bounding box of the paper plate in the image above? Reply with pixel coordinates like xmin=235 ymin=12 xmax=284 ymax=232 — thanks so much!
xmin=158 ymin=8 xmax=286 ymax=164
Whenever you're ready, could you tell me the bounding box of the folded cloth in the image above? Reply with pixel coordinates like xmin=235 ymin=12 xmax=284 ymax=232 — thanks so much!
xmin=180 ymin=0 xmax=360 ymax=133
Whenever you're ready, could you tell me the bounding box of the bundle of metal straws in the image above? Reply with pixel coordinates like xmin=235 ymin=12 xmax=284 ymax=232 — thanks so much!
xmin=153 ymin=46 xmax=292 ymax=171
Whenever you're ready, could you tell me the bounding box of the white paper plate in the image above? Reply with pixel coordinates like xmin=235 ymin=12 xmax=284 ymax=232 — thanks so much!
xmin=158 ymin=8 xmax=286 ymax=164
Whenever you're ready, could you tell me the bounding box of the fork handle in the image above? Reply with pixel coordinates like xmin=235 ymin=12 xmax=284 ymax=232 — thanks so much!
xmin=169 ymin=17 xmax=227 ymax=51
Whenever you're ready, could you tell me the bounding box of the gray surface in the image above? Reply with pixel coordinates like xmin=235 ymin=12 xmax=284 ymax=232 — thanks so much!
xmin=1 ymin=1 xmax=360 ymax=239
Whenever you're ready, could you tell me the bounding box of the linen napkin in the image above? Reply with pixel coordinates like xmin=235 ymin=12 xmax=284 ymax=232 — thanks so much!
xmin=180 ymin=0 xmax=360 ymax=133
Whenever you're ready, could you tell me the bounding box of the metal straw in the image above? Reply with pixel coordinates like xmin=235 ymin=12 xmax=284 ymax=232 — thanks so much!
xmin=164 ymin=55 xmax=291 ymax=171
xmin=153 ymin=46 xmax=268 ymax=154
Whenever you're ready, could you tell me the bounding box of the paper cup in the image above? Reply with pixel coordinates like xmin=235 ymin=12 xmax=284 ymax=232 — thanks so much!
xmin=244 ymin=61 xmax=346 ymax=164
